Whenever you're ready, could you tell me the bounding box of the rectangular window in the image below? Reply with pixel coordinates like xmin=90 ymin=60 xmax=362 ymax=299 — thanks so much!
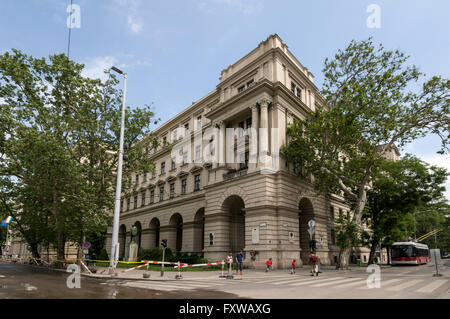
xmin=162 ymin=136 xmax=167 ymax=147
xmin=246 ymin=79 xmax=254 ymax=87
xmin=239 ymin=152 xmax=249 ymax=169
xmin=181 ymin=179 xmax=187 ymax=194
xmin=195 ymin=145 xmax=201 ymax=161
xmin=150 ymin=190 xmax=154 ymax=203
xmin=120 ymin=200 xmax=123 ymax=212
xmin=238 ymin=85 xmax=245 ymax=93
xmin=134 ymin=195 xmax=138 ymax=209
xmin=197 ymin=116 xmax=202 ymax=130
xmin=246 ymin=118 xmax=252 ymax=136
xmin=183 ymin=151 xmax=188 ymax=165
xmin=291 ymin=82 xmax=296 ymax=94
xmin=127 ymin=198 xmax=130 ymax=211
xmin=330 ymin=206 xmax=334 ymax=220
xmin=170 ymin=183 xmax=175 ymax=198
xmin=331 ymin=229 xmax=336 ymax=245
xmin=209 ymin=139 xmax=215 ymax=155
xmin=184 ymin=123 xmax=190 ymax=136
xmin=159 ymin=187 xmax=164 ymax=201
xmin=172 ymin=130 xmax=177 ymax=142
xmin=161 ymin=162 xmax=165 ymax=174
xmin=143 ymin=172 xmax=147 ymax=182
xmin=141 ymin=192 xmax=145 ymax=206
xmin=171 ymin=157 xmax=176 ymax=170
xmin=194 ymin=174 xmax=200 ymax=191
xmin=238 ymin=121 xmax=245 ymax=137
xmin=135 ymin=174 xmax=139 ymax=185
xmin=296 ymin=87 xmax=302 ymax=98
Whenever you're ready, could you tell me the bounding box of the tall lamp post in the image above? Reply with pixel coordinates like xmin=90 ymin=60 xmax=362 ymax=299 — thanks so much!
xmin=109 ymin=66 xmax=127 ymax=273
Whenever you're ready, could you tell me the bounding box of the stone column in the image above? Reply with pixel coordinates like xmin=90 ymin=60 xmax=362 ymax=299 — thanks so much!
xmin=250 ymin=104 xmax=259 ymax=166
xmin=259 ymin=98 xmax=270 ymax=158
xmin=219 ymin=121 xmax=226 ymax=167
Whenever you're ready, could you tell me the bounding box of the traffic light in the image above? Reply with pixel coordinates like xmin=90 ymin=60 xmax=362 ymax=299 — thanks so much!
xmin=161 ymin=239 xmax=168 ymax=248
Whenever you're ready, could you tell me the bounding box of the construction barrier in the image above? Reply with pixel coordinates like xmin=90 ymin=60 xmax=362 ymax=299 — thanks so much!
xmin=174 ymin=261 xmax=225 ymax=268
xmin=121 ymin=262 xmax=150 ymax=273
xmin=80 ymin=260 xmax=92 ymax=274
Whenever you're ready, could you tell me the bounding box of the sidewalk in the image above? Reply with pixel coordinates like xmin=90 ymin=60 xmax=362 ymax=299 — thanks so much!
xmin=81 ymin=264 xmax=366 ymax=281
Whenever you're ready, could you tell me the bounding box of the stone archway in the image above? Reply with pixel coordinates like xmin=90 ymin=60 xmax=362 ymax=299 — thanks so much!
xmin=222 ymin=195 xmax=245 ymax=254
xmin=193 ymin=208 xmax=205 ymax=254
xmin=149 ymin=218 xmax=160 ymax=248
xmin=119 ymin=225 xmax=126 ymax=259
xmin=169 ymin=213 xmax=183 ymax=253
xmin=298 ymin=197 xmax=315 ymax=264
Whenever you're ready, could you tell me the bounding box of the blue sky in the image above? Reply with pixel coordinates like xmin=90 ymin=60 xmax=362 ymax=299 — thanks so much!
xmin=1 ymin=0 xmax=449 ymax=199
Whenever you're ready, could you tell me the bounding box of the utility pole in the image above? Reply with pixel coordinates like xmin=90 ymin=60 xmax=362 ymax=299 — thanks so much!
xmin=109 ymin=66 xmax=127 ymax=273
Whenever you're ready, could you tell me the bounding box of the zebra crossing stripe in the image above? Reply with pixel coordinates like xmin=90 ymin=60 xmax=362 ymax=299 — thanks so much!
xmin=123 ymin=281 xmax=216 ymax=290
xmin=288 ymin=277 xmax=345 ymax=287
xmin=356 ymin=278 xmax=402 ymax=290
xmin=386 ymin=279 xmax=423 ymax=292
xmin=310 ymin=277 xmax=361 ymax=288
xmin=331 ymin=279 xmax=366 ymax=289
xmin=415 ymin=280 xmax=448 ymax=293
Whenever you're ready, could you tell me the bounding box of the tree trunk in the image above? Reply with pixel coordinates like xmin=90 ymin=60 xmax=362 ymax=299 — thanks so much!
xmin=30 ymin=243 xmax=41 ymax=259
xmin=368 ymin=239 xmax=378 ymax=265
xmin=386 ymin=245 xmax=391 ymax=265
xmin=336 ymin=247 xmax=350 ymax=269
xmin=57 ymin=230 xmax=65 ymax=261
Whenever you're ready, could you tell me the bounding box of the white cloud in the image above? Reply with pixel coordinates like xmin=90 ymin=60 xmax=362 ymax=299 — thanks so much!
xmin=113 ymin=0 xmax=143 ymax=34
xmin=80 ymin=54 xmax=151 ymax=81
xmin=81 ymin=56 xmax=118 ymax=81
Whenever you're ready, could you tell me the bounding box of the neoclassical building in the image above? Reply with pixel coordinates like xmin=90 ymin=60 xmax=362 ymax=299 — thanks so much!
xmin=105 ymin=34 xmax=386 ymax=268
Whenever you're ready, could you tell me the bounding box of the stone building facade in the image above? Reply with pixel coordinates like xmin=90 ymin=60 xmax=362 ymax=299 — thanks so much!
xmin=104 ymin=34 xmax=385 ymax=269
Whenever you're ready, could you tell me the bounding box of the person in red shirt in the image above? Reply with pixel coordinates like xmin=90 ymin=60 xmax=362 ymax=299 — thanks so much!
xmin=290 ymin=259 xmax=296 ymax=274
xmin=265 ymin=258 xmax=273 ymax=272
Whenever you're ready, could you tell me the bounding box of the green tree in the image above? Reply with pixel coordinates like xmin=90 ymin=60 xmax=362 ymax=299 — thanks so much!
xmin=282 ymin=38 xmax=449 ymax=268
xmin=364 ymin=154 xmax=449 ymax=265
xmin=0 ymin=50 xmax=158 ymax=260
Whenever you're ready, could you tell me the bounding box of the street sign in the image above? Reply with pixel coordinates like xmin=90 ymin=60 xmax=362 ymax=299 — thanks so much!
xmin=83 ymin=241 xmax=91 ymax=249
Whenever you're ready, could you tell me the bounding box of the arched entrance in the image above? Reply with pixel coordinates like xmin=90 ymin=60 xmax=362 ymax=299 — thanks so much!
xmin=193 ymin=208 xmax=205 ymax=254
xmin=299 ymin=197 xmax=314 ymax=263
xmin=119 ymin=225 xmax=126 ymax=260
xmin=222 ymin=195 xmax=245 ymax=254
xmin=134 ymin=221 xmax=142 ymax=249
xmin=149 ymin=218 xmax=160 ymax=248
xmin=169 ymin=213 xmax=183 ymax=253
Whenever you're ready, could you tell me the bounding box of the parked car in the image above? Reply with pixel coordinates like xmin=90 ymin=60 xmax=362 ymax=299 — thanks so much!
xmin=443 ymin=254 xmax=450 ymax=259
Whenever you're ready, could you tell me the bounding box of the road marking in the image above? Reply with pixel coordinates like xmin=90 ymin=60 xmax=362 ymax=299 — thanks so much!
xmin=415 ymin=280 xmax=448 ymax=293
xmin=331 ymin=279 xmax=366 ymax=289
xmin=357 ymin=278 xmax=402 ymax=290
xmin=122 ymin=281 xmax=220 ymax=291
xmin=386 ymin=279 xmax=423 ymax=292
xmin=288 ymin=277 xmax=345 ymax=287
xmin=0 ymin=275 xmax=5 ymax=278
xmin=310 ymin=277 xmax=362 ymax=288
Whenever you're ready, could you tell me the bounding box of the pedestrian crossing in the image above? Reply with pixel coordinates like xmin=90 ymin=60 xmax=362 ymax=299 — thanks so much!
xmin=118 ymin=275 xmax=449 ymax=295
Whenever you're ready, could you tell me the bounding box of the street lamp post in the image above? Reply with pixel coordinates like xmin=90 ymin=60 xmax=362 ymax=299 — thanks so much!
xmin=109 ymin=66 xmax=127 ymax=273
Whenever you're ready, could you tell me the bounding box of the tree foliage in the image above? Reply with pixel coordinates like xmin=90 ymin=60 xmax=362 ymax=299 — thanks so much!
xmin=282 ymin=38 xmax=449 ymax=268
xmin=0 ymin=50 xmax=158 ymax=259
xmin=364 ymin=154 xmax=449 ymax=264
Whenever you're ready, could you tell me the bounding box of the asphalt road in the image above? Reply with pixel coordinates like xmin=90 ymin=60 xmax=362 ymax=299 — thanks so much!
xmin=0 ymin=262 xmax=237 ymax=299
xmin=1 ymin=261 xmax=449 ymax=299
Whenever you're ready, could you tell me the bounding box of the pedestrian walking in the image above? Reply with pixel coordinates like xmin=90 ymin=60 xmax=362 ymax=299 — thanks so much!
xmin=235 ymin=250 xmax=244 ymax=276
xmin=290 ymin=259 xmax=296 ymax=274
xmin=265 ymin=258 xmax=273 ymax=272
xmin=309 ymin=253 xmax=320 ymax=276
